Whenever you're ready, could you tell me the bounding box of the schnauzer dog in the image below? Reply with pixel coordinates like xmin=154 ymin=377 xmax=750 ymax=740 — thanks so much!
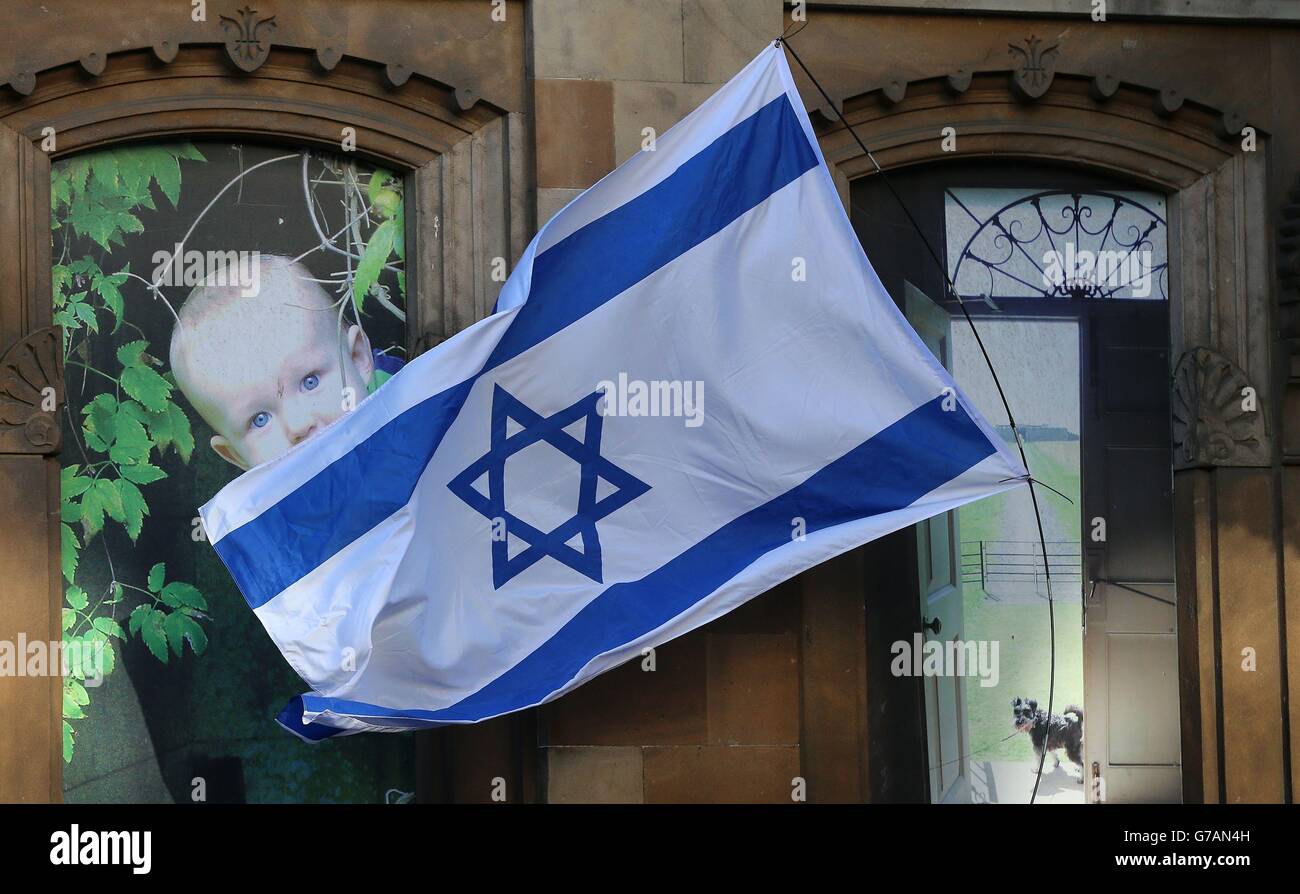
xmin=1011 ymin=697 xmax=1084 ymax=783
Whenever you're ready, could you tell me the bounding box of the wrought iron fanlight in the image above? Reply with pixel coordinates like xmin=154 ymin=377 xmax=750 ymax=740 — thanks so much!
xmin=947 ymin=189 xmax=1169 ymax=303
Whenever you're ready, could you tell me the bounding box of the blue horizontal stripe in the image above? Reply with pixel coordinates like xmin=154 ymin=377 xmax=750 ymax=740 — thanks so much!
xmin=276 ymin=695 xmax=350 ymax=741
xmin=486 ymin=95 xmax=819 ymax=366
xmin=215 ymin=381 xmax=473 ymax=609
xmin=296 ymin=395 xmax=997 ymax=728
xmin=213 ymin=94 xmax=819 ymax=610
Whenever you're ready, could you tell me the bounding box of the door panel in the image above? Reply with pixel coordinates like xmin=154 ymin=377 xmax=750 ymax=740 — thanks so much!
xmin=905 ymin=281 xmax=968 ymax=804
xmin=1083 ymin=304 xmax=1180 ymax=803
xmin=1106 ymin=632 xmax=1180 ymax=764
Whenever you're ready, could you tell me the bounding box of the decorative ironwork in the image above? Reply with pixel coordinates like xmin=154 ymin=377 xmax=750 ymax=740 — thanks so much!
xmin=947 ymin=189 xmax=1169 ymax=303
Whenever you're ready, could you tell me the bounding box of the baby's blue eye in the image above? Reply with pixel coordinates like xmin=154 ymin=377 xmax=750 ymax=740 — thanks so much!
xmin=252 ymin=412 xmax=271 ymax=429
xmin=302 ymin=374 xmax=320 ymax=391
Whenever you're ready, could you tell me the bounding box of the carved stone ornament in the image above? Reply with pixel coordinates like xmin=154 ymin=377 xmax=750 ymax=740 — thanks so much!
xmin=1171 ymin=347 xmax=1268 ymax=470
xmin=220 ymin=5 xmax=277 ymax=73
xmin=0 ymin=327 xmax=63 ymax=455
xmin=1009 ymin=35 xmax=1059 ymax=100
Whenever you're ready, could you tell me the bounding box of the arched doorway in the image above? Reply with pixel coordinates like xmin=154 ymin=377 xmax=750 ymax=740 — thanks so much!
xmin=802 ymin=67 xmax=1272 ymax=803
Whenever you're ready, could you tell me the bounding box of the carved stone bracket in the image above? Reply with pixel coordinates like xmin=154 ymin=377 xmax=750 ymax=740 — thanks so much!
xmin=220 ymin=5 xmax=278 ymax=73
xmin=1009 ymin=35 xmax=1059 ymax=100
xmin=0 ymin=327 xmax=63 ymax=455
xmin=1172 ymin=347 xmax=1269 ymax=470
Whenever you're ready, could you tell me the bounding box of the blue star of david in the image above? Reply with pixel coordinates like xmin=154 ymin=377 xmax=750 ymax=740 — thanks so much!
xmin=448 ymin=384 xmax=651 ymax=589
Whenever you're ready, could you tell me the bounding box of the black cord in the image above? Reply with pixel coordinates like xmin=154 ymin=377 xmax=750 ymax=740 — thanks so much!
xmin=776 ymin=35 xmax=1060 ymax=805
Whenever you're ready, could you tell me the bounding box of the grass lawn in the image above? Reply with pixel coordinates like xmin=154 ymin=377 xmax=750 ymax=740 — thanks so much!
xmin=962 ymin=586 xmax=1083 ymax=762
xmin=956 ymin=438 xmax=1084 ymax=764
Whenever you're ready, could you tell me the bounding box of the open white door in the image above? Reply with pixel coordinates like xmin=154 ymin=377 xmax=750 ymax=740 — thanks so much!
xmin=904 ymin=281 xmax=969 ymax=804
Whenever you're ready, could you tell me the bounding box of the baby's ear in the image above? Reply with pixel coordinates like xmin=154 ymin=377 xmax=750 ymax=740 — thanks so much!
xmin=210 ymin=434 xmax=248 ymax=471
xmin=345 ymin=323 xmax=374 ymax=382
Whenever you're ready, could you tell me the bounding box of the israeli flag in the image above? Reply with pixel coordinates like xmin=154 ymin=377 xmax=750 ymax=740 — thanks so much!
xmin=200 ymin=43 xmax=1026 ymax=739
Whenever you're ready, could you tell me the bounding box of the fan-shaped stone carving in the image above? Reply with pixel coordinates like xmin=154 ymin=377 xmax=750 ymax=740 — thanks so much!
xmin=1171 ymin=347 xmax=1267 ymax=469
xmin=0 ymin=327 xmax=63 ymax=454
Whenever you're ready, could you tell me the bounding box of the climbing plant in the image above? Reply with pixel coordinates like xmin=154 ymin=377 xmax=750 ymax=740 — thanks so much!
xmin=53 ymin=143 xmax=209 ymax=764
xmin=53 ymin=144 xmax=406 ymax=766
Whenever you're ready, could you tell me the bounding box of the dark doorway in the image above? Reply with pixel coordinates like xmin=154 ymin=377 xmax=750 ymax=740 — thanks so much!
xmin=852 ymin=161 xmax=1179 ymax=803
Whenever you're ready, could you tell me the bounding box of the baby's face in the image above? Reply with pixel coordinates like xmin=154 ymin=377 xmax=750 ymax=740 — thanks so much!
xmin=173 ymin=288 xmax=373 ymax=470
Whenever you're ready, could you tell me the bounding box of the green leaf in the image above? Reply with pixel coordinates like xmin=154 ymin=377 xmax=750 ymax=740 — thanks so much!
xmin=117 ymin=478 xmax=147 ymax=541
xmin=128 ymin=603 xmax=151 ymax=636
xmin=84 ymin=392 xmax=119 ymax=446
xmin=352 ymin=219 xmax=396 ymax=315
xmin=160 ymin=581 xmax=206 ymax=611
xmin=92 ymin=616 xmax=125 ymax=640
xmin=66 ymin=157 xmax=91 ymax=193
xmin=111 ymin=404 xmax=150 ymax=451
xmin=61 ymin=498 xmax=81 ymax=524
xmin=120 ymin=364 xmax=172 ymax=413
xmin=92 ymin=268 xmax=127 ymax=332
xmin=181 ymin=614 xmax=208 ymax=655
xmin=171 ymin=143 xmax=207 ymax=162
xmin=147 ymin=562 xmax=166 ymax=593
xmin=79 ymin=207 xmax=120 ymax=250
xmin=67 ymin=677 xmax=90 ymax=706
xmin=79 ymin=485 xmax=105 ymax=540
xmin=368 ymin=169 xmax=393 ymax=204
xmin=141 ymin=610 xmax=169 ymax=664
xmin=165 ymin=611 xmax=208 ymax=657
xmin=63 ymin=689 xmax=85 ymax=720
xmin=71 ymin=302 xmax=98 ymax=334
xmin=115 ymin=339 xmax=148 ymax=367
xmin=51 ymin=174 xmax=71 ymax=213
xmin=61 ymin=466 xmax=94 ymax=498
xmin=109 ymin=582 xmax=124 ymax=604
xmin=155 ymin=152 xmax=182 ymax=207
xmin=148 ymin=402 xmax=194 ymax=462
xmin=93 ymin=478 xmax=125 ymax=523
xmin=163 ymin=611 xmax=185 ymax=657
xmin=97 ymin=639 xmax=116 ymax=677
xmin=65 ymin=585 xmax=89 ymax=611
xmin=119 ymin=461 xmax=166 ymax=484
xmin=68 ymin=256 xmax=99 ymax=277
xmin=62 ymin=608 xmax=77 ymax=632
xmin=113 ymin=149 xmax=150 ymax=195
xmin=109 ymin=423 xmax=151 ymax=467
xmin=63 ymin=720 xmax=74 ymax=763
xmin=89 ymin=153 xmax=119 ymax=190
xmin=63 ymin=634 xmax=87 ymax=681
xmin=52 ymin=265 xmax=70 ymax=305
xmin=60 ymin=523 xmax=79 ymax=583
xmin=117 ymin=399 xmax=148 ymax=423
xmin=170 ymin=403 xmax=194 ymax=462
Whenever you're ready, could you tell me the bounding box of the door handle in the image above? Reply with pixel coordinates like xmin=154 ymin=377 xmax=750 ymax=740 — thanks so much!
xmin=921 ymin=615 xmax=942 ymax=637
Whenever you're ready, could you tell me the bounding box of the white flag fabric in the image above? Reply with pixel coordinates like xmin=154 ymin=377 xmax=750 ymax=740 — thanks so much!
xmin=201 ymin=43 xmax=1026 ymax=740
